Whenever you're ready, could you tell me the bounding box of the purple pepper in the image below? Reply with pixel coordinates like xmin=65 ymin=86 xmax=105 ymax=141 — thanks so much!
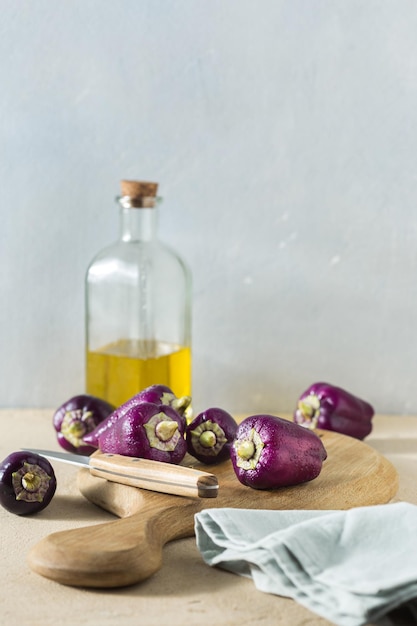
xmin=53 ymin=394 xmax=115 ymax=455
xmin=0 ymin=451 xmax=57 ymax=515
xmin=186 ymin=407 xmax=238 ymax=465
xmin=83 ymin=384 xmax=190 ymax=449
xmin=293 ymin=382 xmax=374 ymax=440
xmin=231 ymin=414 xmax=327 ymax=490
xmin=96 ymin=402 xmax=187 ymax=464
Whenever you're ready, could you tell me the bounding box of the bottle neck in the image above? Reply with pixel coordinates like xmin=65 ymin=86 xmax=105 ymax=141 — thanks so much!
xmin=119 ymin=207 xmax=158 ymax=242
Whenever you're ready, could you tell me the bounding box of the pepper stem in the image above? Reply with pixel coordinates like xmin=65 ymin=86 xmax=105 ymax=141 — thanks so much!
xmin=61 ymin=410 xmax=95 ymax=448
xmin=299 ymin=394 xmax=320 ymax=419
xmin=21 ymin=472 xmax=42 ymax=493
xmin=189 ymin=420 xmax=227 ymax=457
xmin=236 ymin=440 xmax=255 ymax=460
xmin=297 ymin=394 xmax=321 ymax=428
xmin=199 ymin=430 xmax=217 ymax=449
xmin=144 ymin=413 xmax=182 ymax=451
xmin=155 ymin=420 xmax=179 ymax=442
xmin=171 ymin=395 xmax=192 ymax=412
xmin=234 ymin=428 xmax=264 ymax=470
xmin=68 ymin=421 xmax=86 ymax=437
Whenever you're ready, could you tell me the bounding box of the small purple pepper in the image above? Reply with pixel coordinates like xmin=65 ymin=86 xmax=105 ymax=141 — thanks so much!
xmin=83 ymin=384 xmax=190 ymax=449
xmin=231 ymin=414 xmax=327 ymax=490
xmin=0 ymin=451 xmax=57 ymax=515
xmin=293 ymin=382 xmax=374 ymax=440
xmin=96 ymin=401 xmax=187 ymax=464
xmin=186 ymin=408 xmax=238 ymax=465
xmin=53 ymin=394 xmax=115 ymax=455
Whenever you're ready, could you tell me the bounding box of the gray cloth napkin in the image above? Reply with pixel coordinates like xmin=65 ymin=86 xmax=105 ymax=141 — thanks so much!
xmin=194 ymin=502 xmax=417 ymax=626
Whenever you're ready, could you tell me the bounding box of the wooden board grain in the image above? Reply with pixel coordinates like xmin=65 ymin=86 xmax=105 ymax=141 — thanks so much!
xmin=27 ymin=430 xmax=398 ymax=588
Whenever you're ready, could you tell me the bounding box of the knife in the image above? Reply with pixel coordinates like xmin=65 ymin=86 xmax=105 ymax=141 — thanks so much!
xmin=23 ymin=449 xmax=219 ymax=499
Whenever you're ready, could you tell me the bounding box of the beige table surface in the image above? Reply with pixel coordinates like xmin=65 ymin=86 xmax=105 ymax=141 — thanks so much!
xmin=0 ymin=410 xmax=416 ymax=626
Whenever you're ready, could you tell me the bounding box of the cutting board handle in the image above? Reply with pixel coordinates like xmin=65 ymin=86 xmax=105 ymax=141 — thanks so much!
xmin=28 ymin=497 xmax=199 ymax=588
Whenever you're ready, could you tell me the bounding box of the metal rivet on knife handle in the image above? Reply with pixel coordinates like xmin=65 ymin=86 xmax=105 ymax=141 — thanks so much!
xmin=197 ymin=474 xmax=219 ymax=498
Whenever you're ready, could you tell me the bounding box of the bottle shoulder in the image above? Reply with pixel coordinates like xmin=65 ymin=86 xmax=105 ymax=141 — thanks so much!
xmin=88 ymin=239 xmax=187 ymax=262
xmin=86 ymin=239 xmax=191 ymax=281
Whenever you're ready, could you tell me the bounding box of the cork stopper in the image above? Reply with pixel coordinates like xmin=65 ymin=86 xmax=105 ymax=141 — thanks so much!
xmin=120 ymin=180 xmax=159 ymax=208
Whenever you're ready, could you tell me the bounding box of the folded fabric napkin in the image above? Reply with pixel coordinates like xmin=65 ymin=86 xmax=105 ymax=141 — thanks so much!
xmin=194 ymin=502 xmax=417 ymax=626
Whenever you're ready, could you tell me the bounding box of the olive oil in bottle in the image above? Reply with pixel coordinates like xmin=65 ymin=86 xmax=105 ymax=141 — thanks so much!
xmin=85 ymin=181 xmax=192 ymax=407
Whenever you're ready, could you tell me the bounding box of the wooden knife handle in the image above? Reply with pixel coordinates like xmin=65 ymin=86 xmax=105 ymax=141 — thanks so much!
xmin=89 ymin=450 xmax=218 ymax=499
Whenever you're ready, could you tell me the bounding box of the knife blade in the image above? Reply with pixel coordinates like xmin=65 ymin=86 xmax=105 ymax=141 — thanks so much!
xmin=23 ymin=449 xmax=219 ymax=499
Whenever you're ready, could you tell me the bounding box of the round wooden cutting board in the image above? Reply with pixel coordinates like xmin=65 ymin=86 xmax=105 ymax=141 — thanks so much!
xmin=28 ymin=429 xmax=398 ymax=588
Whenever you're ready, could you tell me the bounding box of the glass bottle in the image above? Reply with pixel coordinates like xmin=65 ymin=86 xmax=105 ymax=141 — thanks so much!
xmin=85 ymin=180 xmax=192 ymax=408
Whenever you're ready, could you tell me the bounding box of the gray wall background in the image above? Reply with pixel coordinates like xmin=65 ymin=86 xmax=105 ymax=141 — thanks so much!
xmin=1 ymin=0 xmax=417 ymax=416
